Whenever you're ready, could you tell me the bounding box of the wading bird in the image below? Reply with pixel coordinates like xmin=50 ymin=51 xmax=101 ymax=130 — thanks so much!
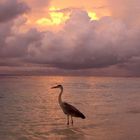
xmin=51 ymin=85 xmax=85 ymax=125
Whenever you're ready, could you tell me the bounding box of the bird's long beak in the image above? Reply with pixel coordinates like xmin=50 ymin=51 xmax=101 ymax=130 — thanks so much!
xmin=51 ymin=86 xmax=57 ymax=89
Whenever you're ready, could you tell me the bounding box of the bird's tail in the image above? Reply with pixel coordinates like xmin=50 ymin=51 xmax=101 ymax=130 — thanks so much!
xmin=80 ymin=113 xmax=86 ymax=119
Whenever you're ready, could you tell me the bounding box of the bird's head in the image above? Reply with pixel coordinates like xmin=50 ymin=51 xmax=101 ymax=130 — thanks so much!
xmin=51 ymin=84 xmax=63 ymax=89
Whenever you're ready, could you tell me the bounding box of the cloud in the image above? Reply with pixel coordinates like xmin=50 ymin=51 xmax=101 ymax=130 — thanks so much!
xmin=26 ymin=0 xmax=50 ymax=7
xmin=27 ymin=10 xmax=140 ymax=75
xmin=107 ymin=0 xmax=140 ymax=26
xmin=0 ymin=0 xmax=42 ymax=65
xmin=3 ymin=28 xmax=42 ymax=57
xmin=49 ymin=7 xmax=82 ymax=13
xmin=0 ymin=5 xmax=140 ymax=76
xmin=0 ymin=27 xmax=43 ymax=68
xmin=32 ymin=0 xmax=50 ymax=7
xmin=23 ymin=0 xmax=50 ymax=17
xmin=0 ymin=0 xmax=29 ymax=23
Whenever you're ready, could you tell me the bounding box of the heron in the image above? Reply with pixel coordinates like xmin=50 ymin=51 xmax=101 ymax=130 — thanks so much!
xmin=51 ymin=84 xmax=85 ymax=125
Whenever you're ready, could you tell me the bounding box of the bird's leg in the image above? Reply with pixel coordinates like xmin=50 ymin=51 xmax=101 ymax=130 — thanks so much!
xmin=71 ymin=116 xmax=73 ymax=125
xmin=67 ymin=115 xmax=69 ymax=125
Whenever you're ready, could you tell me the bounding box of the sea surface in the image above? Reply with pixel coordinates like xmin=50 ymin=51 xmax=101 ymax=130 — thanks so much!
xmin=0 ymin=76 xmax=140 ymax=140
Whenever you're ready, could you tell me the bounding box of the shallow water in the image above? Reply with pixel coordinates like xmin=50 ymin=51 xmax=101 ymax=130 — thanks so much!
xmin=0 ymin=76 xmax=140 ymax=140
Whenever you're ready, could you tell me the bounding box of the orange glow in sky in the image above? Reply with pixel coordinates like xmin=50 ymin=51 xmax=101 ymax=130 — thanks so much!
xmin=23 ymin=0 xmax=110 ymax=31
xmin=36 ymin=7 xmax=69 ymax=26
xmin=36 ymin=7 xmax=98 ymax=26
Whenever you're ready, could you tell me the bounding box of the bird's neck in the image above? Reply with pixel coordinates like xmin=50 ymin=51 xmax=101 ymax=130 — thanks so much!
xmin=58 ymin=87 xmax=63 ymax=105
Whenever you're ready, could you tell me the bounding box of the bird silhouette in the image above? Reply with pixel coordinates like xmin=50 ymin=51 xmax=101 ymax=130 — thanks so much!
xmin=51 ymin=84 xmax=85 ymax=125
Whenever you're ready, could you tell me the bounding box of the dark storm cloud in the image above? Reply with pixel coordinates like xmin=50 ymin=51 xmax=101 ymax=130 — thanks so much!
xmin=2 ymin=28 xmax=43 ymax=57
xmin=0 ymin=0 xmax=42 ymax=66
xmin=118 ymin=56 xmax=140 ymax=76
xmin=0 ymin=3 xmax=140 ymax=76
xmin=28 ymin=10 xmax=140 ymax=73
xmin=0 ymin=22 xmax=12 ymax=48
xmin=0 ymin=28 xmax=43 ymax=68
xmin=0 ymin=0 xmax=29 ymax=23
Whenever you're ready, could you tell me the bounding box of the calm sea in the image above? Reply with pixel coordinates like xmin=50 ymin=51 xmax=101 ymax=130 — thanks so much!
xmin=0 ymin=76 xmax=140 ymax=140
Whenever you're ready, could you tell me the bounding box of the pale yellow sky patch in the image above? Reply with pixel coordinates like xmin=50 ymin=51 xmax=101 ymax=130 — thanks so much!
xmin=22 ymin=0 xmax=111 ymax=31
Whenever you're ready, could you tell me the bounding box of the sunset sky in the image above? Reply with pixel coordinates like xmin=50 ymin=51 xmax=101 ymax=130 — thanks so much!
xmin=0 ymin=0 xmax=140 ymax=76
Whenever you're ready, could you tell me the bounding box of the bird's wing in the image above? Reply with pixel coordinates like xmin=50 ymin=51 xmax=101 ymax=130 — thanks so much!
xmin=62 ymin=102 xmax=85 ymax=119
